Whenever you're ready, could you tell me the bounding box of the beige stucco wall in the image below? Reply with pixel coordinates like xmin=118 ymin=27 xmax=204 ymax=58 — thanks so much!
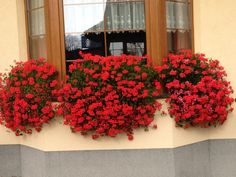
xmin=194 ymin=0 xmax=236 ymax=141
xmin=171 ymin=0 xmax=236 ymax=147
xmin=0 ymin=0 xmax=21 ymax=145
xmin=0 ymin=0 xmax=235 ymax=151
xmin=0 ymin=0 xmax=19 ymax=73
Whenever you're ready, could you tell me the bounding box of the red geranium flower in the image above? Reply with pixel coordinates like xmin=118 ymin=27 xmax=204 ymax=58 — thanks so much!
xmin=159 ymin=50 xmax=235 ymax=128
xmin=0 ymin=59 xmax=58 ymax=135
xmin=57 ymin=54 xmax=162 ymax=140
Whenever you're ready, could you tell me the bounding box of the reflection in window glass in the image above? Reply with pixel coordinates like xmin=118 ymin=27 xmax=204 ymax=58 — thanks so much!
xmin=63 ymin=0 xmax=146 ymax=67
xmin=109 ymin=42 xmax=123 ymax=56
xmin=105 ymin=1 xmax=146 ymax=57
xmin=63 ymin=1 xmax=105 ymax=62
xmin=127 ymin=42 xmax=145 ymax=56
xmin=63 ymin=4 xmax=104 ymax=33
xmin=65 ymin=33 xmax=105 ymax=60
xmin=106 ymin=31 xmax=146 ymax=56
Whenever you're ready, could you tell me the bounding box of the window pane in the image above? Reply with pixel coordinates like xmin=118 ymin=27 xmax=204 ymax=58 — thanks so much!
xmin=109 ymin=42 xmax=123 ymax=56
xmin=64 ymin=4 xmax=104 ymax=33
xmin=105 ymin=1 xmax=145 ymax=31
xmin=63 ymin=0 xmax=146 ymax=63
xmin=28 ymin=0 xmax=44 ymax=10
xmin=65 ymin=33 xmax=105 ymax=59
xmin=167 ymin=31 xmax=192 ymax=52
xmin=127 ymin=42 xmax=145 ymax=56
xmin=166 ymin=0 xmax=192 ymax=52
xmin=106 ymin=31 xmax=146 ymax=56
xmin=63 ymin=2 xmax=105 ymax=61
xmin=105 ymin=0 xmax=146 ymax=56
xmin=29 ymin=36 xmax=47 ymax=59
xmin=28 ymin=8 xmax=45 ymax=36
xmin=27 ymin=0 xmax=47 ymax=59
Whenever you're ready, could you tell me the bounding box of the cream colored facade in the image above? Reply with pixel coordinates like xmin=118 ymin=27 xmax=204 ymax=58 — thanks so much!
xmin=0 ymin=0 xmax=235 ymax=151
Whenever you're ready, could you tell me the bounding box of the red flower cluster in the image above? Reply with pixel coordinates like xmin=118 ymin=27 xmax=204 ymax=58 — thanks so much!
xmin=0 ymin=59 xmax=58 ymax=135
xmin=159 ymin=50 xmax=235 ymax=128
xmin=56 ymin=54 xmax=162 ymax=140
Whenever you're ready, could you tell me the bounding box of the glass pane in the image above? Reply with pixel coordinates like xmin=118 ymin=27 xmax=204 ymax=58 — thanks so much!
xmin=105 ymin=0 xmax=146 ymax=56
xmin=109 ymin=42 xmax=123 ymax=55
xmin=28 ymin=0 xmax=44 ymax=10
xmin=166 ymin=0 xmax=192 ymax=52
xmin=29 ymin=36 xmax=47 ymax=59
xmin=63 ymin=0 xmax=146 ymax=63
xmin=166 ymin=1 xmax=190 ymax=30
xmin=63 ymin=1 xmax=105 ymax=61
xmin=64 ymin=4 xmax=104 ymax=33
xmin=167 ymin=31 xmax=192 ymax=52
xmin=105 ymin=1 xmax=145 ymax=31
xmin=65 ymin=33 xmax=105 ymax=59
xmin=106 ymin=30 xmax=146 ymax=56
xmin=28 ymin=8 xmax=46 ymax=36
xmin=27 ymin=0 xmax=47 ymax=60
xmin=127 ymin=42 xmax=145 ymax=56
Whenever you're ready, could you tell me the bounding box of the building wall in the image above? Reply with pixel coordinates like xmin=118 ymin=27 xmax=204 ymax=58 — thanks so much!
xmin=0 ymin=0 xmax=235 ymax=151
xmin=194 ymin=0 xmax=236 ymax=141
xmin=0 ymin=0 xmax=19 ymax=72
xmin=0 ymin=0 xmax=236 ymax=176
xmin=0 ymin=0 xmax=21 ymax=145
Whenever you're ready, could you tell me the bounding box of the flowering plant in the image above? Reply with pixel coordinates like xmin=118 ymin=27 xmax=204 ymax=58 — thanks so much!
xmin=57 ymin=54 xmax=162 ymax=140
xmin=158 ymin=50 xmax=235 ymax=128
xmin=0 ymin=59 xmax=58 ymax=135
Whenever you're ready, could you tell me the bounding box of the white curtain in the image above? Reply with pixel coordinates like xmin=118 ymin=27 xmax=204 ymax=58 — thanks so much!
xmin=27 ymin=0 xmax=47 ymax=59
xmin=29 ymin=0 xmax=44 ymax=10
xmin=166 ymin=1 xmax=190 ymax=32
xmin=105 ymin=1 xmax=145 ymax=31
xmin=28 ymin=0 xmax=45 ymax=36
xmin=30 ymin=8 xmax=45 ymax=36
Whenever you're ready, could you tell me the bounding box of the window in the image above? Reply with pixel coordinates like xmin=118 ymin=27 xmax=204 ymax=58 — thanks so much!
xmin=166 ymin=0 xmax=193 ymax=53
xmin=26 ymin=0 xmax=47 ymax=59
xmin=63 ymin=0 xmax=147 ymax=69
xmin=109 ymin=42 xmax=123 ymax=56
xmin=25 ymin=0 xmax=194 ymax=77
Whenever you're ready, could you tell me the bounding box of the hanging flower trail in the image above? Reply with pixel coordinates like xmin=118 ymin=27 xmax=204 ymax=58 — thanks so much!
xmin=0 ymin=59 xmax=58 ymax=135
xmin=56 ymin=54 xmax=162 ymax=140
xmin=0 ymin=51 xmax=234 ymax=139
xmin=158 ymin=50 xmax=235 ymax=128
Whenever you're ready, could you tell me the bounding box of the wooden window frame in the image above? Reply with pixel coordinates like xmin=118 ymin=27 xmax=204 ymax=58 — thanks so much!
xmin=24 ymin=0 xmax=194 ymax=79
xmin=24 ymin=0 xmax=66 ymax=81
